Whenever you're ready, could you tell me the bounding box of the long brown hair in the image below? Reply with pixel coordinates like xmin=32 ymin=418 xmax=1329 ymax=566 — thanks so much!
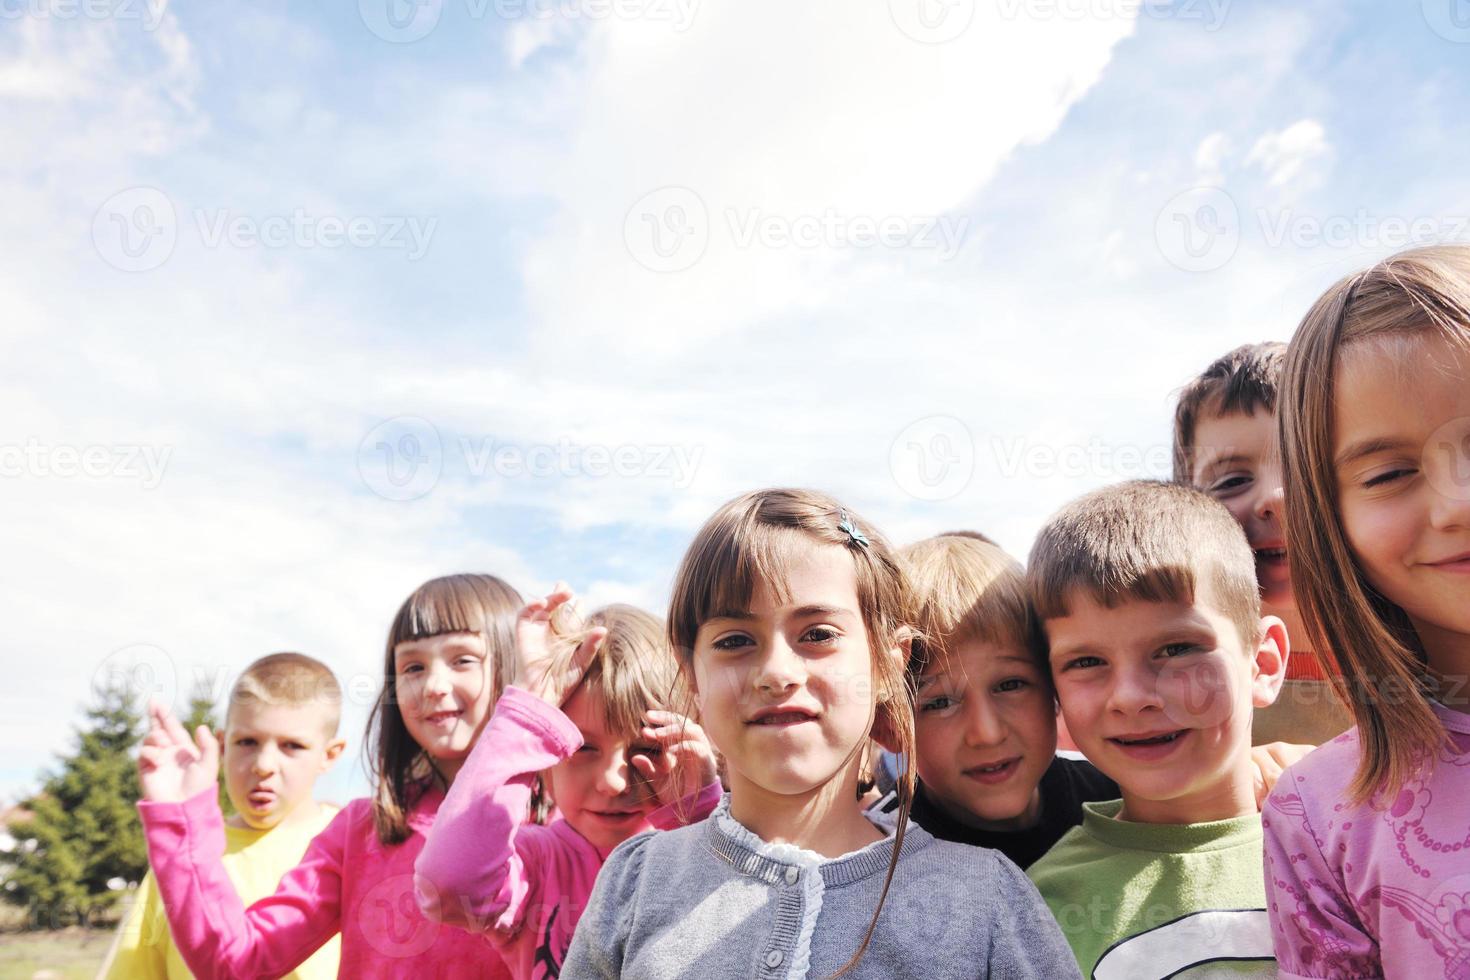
xmin=367 ymin=573 xmax=522 ymax=845
xmin=1279 ymin=244 xmax=1470 ymax=803
xmin=667 ymin=488 xmax=915 ymax=978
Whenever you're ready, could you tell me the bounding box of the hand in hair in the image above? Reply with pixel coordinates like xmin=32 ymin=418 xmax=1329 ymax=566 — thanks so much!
xmin=1250 ymin=741 xmax=1315 ymax=809
xmin=514 ymin=582 xmax=609 ymax=707
xmin=631 ymin=710 xmax=719 ymax=809
xmin=137 ymin=699 xmax=221 ymax=804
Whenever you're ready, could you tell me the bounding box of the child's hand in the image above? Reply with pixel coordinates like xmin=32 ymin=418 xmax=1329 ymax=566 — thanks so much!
xmin=1251 ymin=741 xmax=1316 ymax=808
xmin=137 ymin=699 xmax=220 ymax=803
xmin=514 ymin=583 xmax=608 ymax=707
xmin=632 ymin=710 xmax=719 ymax=809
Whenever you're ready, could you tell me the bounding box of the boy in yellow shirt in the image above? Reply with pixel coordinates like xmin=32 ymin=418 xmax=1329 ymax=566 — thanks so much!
xmin=103 ymin=653 xmax=346 ymax=979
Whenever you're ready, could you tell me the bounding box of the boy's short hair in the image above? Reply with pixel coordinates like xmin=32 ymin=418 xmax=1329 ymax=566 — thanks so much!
xmin=228 ymin=652 xmax=342 ymax=737
xmin=1171 ymin=341 xmax=1286 ymax=481
xmin=1028 ymin=481 xmax=1262 ymax=649
xmin=900 ymin=533 xmax=1045 ymax=677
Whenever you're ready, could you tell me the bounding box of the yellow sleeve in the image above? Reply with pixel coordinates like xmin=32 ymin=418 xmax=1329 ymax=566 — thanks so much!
xmin=101 ymin=870 xmax=169 ymax=980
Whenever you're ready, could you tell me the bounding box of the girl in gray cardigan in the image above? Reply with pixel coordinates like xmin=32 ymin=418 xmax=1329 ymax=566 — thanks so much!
xmin=561 ymin=489 xmax=1079 ymax=979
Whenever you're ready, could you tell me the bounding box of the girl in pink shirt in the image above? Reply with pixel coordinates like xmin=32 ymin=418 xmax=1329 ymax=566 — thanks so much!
xmin=414 ymin=589 xmax=720 ymax=979
xmin=136 ymin=573 xmax=524 ymax=979
xmin=1264 ymin=245 xmax=1470 ymax=979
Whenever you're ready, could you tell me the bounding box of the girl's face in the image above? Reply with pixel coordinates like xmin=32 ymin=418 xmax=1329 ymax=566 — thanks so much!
xmin=544 ymin=685 xmax=660 ymax=855
xmin=690 ymin=544 xmax=884 ymax=801
xmin=393 ymin=631 xmax=495 ymax=780
xmin=1335 ymin=334 xmax=1470 ymax=663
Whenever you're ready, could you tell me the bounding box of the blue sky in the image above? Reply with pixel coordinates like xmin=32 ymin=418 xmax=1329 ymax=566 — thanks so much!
xmin=4 ymin=0 xmax=1469 ymax=806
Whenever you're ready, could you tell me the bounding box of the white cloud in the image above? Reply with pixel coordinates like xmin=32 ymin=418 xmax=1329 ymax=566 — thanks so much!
xmin=1246 ymin=118 xmax=1331 ymax=189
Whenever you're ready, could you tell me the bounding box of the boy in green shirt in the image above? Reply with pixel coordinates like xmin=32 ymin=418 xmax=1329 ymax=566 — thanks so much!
xmin=1025 ymin=481 xmax=1289 ymax=979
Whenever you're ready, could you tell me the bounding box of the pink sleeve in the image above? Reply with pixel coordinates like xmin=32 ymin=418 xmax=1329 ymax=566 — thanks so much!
xmin=1262 ymin=783 xmax=1379 ymax=979
xmin=414 ymin=686 xmax=582 ymax=937
xmin=139 ymin=787 xmax=346 ymax=980
xmin=647 ymin=780 xmax=722 ymax=830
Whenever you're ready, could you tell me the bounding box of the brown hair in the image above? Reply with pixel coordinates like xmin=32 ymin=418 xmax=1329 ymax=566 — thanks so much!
xmin=1279 ymin=244 xmax=1470 ymax=803
xmin=1028 ymin=480 xmax=1262 ymax=650
xmin=900 ymin=533 xmax=1044 ymax=678
xmin=367 ymin=573 xmax=522 ymax=845
xmin=553 ymin=603 xmax=685 ymax=739
xmin=227 ymin=652 xmax=343 ymax=737
xmin=1172 ymin=341 xmax=1288 ymax=482
xmin=667 ymin=488 xmax=914 ymax=978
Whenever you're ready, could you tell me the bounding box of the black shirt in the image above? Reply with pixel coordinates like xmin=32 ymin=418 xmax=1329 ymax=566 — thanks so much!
xmin=886 ymin=756 xmax=1120 ymax=870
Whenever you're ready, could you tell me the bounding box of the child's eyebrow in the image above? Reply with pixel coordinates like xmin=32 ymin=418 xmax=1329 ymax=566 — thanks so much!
xmin=1335 ymin=435 xmax=1413 ymax=468
xmin=1199 ymin=452 xmax=1253 ymax=473
xmin=1047 ymin=642 xmax=1099 ymax=662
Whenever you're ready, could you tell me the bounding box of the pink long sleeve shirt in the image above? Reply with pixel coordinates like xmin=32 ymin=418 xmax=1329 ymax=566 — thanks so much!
xmin=1263 ymin=701 xmax=1470 ymax=979
xmin=413 ymin=686 xmax=721 ymax=980
xmin=139 ymin=785 xmax=511 ymax=980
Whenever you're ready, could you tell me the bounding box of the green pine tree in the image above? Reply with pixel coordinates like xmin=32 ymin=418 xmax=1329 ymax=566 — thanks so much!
xmin=4 ymin=676 xmax=146 ymax=928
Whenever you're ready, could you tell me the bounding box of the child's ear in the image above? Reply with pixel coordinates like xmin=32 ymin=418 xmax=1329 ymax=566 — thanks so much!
xmin=1250 ymin=615 xmax=1290 ymax=708
xmin=322 ymin=737 xmax=347 ymax=770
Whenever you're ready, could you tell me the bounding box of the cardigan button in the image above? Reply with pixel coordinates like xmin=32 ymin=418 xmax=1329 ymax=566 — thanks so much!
xmin=784 ymin=867 xmax=799 ymax=885
xmin=765 ymin=950 xmax=785 ymax=968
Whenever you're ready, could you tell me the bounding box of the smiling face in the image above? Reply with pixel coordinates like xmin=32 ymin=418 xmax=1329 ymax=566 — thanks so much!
xmin=913 ymin=637 xmax=1055 ymax=831
xmin=393 ymin=631 xmax=496 ymax=782
xmin=691 ymin=544 xmax=881 ymax=803
xmin=222 ymin=701 xmax=344 ymax=831
xmin=1191 ymin=407 xmax=1299 ymax=637
xmin=544 ymin=685 xmax=660 ymax=854
xmin=1045 ymin=582 xmax=1286 ymax=824
xmin=1334 ymin=334 xmax=1470 ymax=669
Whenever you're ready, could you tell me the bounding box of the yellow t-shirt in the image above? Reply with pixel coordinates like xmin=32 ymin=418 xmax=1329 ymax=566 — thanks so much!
xmin=103 ymin=802 xmax=343 ymax=980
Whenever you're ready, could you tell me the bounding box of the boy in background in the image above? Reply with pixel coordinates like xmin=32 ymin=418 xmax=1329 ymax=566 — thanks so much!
xmin=103 ymin=653 xmax=346 ymax=980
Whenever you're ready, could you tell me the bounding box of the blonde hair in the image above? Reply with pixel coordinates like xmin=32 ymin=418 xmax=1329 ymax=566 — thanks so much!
xmin=367 ymin=573 xmax=523 ymax=845
xmin=667 ymin=488 xmax=914 ymax=978
xmin=1279 ymin=244 xmax=1470 ymax=803
xmin=552 ymin=603 xmax=684 ymax=738
xmin=1171 ymin=341 xmax=1287 ymax=482
xmin=1028 ymin=480 xmax=1262 ymax=650
xmin=900 ymin=533 xmax=1044 ymax=677
xmin=227 ymin=652 xmax=342 ymax=737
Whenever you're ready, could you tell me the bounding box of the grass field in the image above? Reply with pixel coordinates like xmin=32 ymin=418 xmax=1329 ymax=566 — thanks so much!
xmin=0 ymin=928 xmax=111 ymax=980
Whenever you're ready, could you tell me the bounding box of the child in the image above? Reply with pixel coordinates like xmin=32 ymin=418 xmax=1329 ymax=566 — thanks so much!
xmin=1025 ymin=480 xmax=1289 ymax=978
xmin=134 ymin=573 xmax=523 ymax=979
xmin=1173 ymin=341 xmax=1353 ymax=746
xmin=103 ymin=652 xmax=347 ymax=980
xmin=1263 ymin=245 xmax=1470 ymax=977
xmin=891 ymin=532 xmax=1119 ymax=870
xmin=561 ymin=488 xmax=1080 ymax=978
xmin=415 ymin=591 xmax=722 ymax=978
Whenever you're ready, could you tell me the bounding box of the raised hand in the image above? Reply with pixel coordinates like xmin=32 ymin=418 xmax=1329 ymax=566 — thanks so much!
xmin=137 ymin=699 xmax=220 ymax=803
xmin=514 ymin=583 xmax=608 ymax=707
xmin=631 ymin=710 xmax=719 ymax=809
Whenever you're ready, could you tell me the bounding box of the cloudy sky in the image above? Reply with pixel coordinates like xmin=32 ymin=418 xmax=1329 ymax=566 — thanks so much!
xmin=4 ymin=0 xmax=1469 ymax=805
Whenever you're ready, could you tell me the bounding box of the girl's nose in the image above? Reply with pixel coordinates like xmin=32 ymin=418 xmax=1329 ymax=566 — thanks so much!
xmin=596 ymin=750 xmax=630 ymax=797
xmin=754 ymin=637 xmax=803 ymax=696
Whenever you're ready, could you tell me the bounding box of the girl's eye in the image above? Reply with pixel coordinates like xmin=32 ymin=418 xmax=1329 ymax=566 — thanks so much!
xmin=1364 ymin=466 xmax=1416 ymax=488
xmin=455 ymin=656 xmax=480 ymax=667
xmin=712 ymin=634 xmax=752 ymax=651
xmin=632 ymin=745 xmax=662 ymax=758
xmin=1063 ymin=656 xmax=1104 ymax=671
xmin=994 ymin=678 xmax=1029 ymax=694
xmin=399 ymin=663 xmax=423 ymax=675
xmin=800 ymin=626 xmax=839 ymax=645
xmin=920 ymin=694 xmax=957 ymax=713
xmin=1209 ymin=474 xmax=1251 ymax=495
xmin=576 ymin=744 xmax=597 ymax=755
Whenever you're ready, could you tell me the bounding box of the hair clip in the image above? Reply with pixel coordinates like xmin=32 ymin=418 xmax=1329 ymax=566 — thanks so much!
xmin=838 ymin=510 xmax=870 ymax=549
